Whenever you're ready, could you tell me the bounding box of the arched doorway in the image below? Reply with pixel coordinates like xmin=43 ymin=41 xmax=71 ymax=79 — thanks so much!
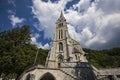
xmin=40 ymin=72 xmax=56 ymax=80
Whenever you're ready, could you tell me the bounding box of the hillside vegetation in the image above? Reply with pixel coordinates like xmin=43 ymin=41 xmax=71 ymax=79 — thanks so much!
xmin=0 ymin=25 xmax=48 ymax=79
xmin=0 ymin=25 xmax=120 ymax=79
xmin=83 ymin=48 xmax=120 ymax=69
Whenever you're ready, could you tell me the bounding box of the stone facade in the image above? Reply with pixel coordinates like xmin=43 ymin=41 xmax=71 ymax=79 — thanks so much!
xmin=18 ymin=12 xmax=120 ymax=80
xmin=45 ymin=11 xmax=87 ymax=69
xmin=18 ymin=11 xmax=91 ymax=80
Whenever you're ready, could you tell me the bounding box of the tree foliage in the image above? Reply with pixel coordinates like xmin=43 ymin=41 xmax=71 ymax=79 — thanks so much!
xmin=36 ymin=48 xmax=49 ymax=65
xmin=0 ymin=25 xmax=48 ymax=79
xmin=83 ymin=48 xmax=120 ymax=69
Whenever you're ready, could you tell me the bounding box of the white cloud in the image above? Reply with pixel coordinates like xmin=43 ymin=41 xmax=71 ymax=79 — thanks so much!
xmin=81 ymin=27 xmax=93 ymax=41
xmin=96 ymin=0 xmax=120 ymax=14
xmin=73 ymin=0 xmax=90 ymax=12
xmin=38 ymin=43 xmax=50 ymax=50
xmin=32 ymin=0 xmax=71 ymax=39
xmin=31 ymin=33 xmax=40 ymax=44
xmin=8 ymin=15 xmax=25 ymax=27
xmin=7 ymin=10 xmax=16 ymax=15
xmin=31 ymin=33 xmax=50 ymax=49
xmin=34 ymin=33 xmax=40 ymax=39
xmin=32 ymin=0 xmax=120 ymax=49
xmin=8 ymin=0 xmax=16 ymax=7
xmin=67 ymin=24 xmax=82 ymax=42
xmin=31 ymin=37 xmax=37 ymax=44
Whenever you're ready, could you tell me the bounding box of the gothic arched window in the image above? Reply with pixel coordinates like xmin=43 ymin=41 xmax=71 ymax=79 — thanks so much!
xmin=59 ymin=30 xmax=60 ymax=39
xmin=61 ymin=30 xmax=63 ymax=39
xmin=59 ymin=42 xmax=63 ymax=51
xmin=58 ymin=29 xmax=63 ymax=39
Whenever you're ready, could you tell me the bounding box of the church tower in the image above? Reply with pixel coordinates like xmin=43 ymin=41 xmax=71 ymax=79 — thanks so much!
xmin=18 ymin=11 xmax=97 ymax=80
xmin=45 ymin=11 xmax=87 ymax=68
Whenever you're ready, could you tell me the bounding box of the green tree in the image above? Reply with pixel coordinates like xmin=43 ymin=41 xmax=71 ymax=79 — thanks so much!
xmin=0 ymin=25 xmax=37 ymax=79
xmin=83 ymin=48 xmax=120 ymax=69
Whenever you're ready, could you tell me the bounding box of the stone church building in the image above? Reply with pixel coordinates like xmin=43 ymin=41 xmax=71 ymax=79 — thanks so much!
xmin=18 ymin=12 xmax=120 ymax=80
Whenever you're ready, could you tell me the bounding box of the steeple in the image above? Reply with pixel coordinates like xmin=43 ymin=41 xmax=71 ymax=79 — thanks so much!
xmin=57 ymin=11 xmax=66 ymax=23
xmin=60 ymin=11 xmax=64 ymax=18
xmin=45 ymin=11 xmax=86 ymax=69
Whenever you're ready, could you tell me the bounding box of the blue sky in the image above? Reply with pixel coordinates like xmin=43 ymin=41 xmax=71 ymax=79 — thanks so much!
xmin=0 ymin=0 xmax=120 ymax=50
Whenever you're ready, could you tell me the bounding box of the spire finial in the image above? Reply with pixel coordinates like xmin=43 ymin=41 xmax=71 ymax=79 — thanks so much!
xmin=56 ymin=10 xmax=66 ymax=23
xmin=60 ymin=10 xmax=64 ymax=18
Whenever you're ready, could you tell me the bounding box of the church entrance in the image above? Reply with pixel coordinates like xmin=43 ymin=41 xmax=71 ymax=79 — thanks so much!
xmin=40 ymin=72 xmax=56 ymax=80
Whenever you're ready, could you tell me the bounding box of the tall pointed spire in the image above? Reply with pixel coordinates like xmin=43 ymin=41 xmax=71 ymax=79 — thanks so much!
xmin=57 ymin=10 xmax=66 ymax=23
xmin=60 ymin=11 xmax=64 ymax=18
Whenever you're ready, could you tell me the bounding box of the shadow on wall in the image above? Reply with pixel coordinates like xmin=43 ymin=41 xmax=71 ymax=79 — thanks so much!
xmin=75 ymin=62 xmax=96 ymax=80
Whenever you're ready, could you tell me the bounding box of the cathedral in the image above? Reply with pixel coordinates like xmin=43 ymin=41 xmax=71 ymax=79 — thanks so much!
xmin=18 ymin=12 xmax=120 ymax=80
